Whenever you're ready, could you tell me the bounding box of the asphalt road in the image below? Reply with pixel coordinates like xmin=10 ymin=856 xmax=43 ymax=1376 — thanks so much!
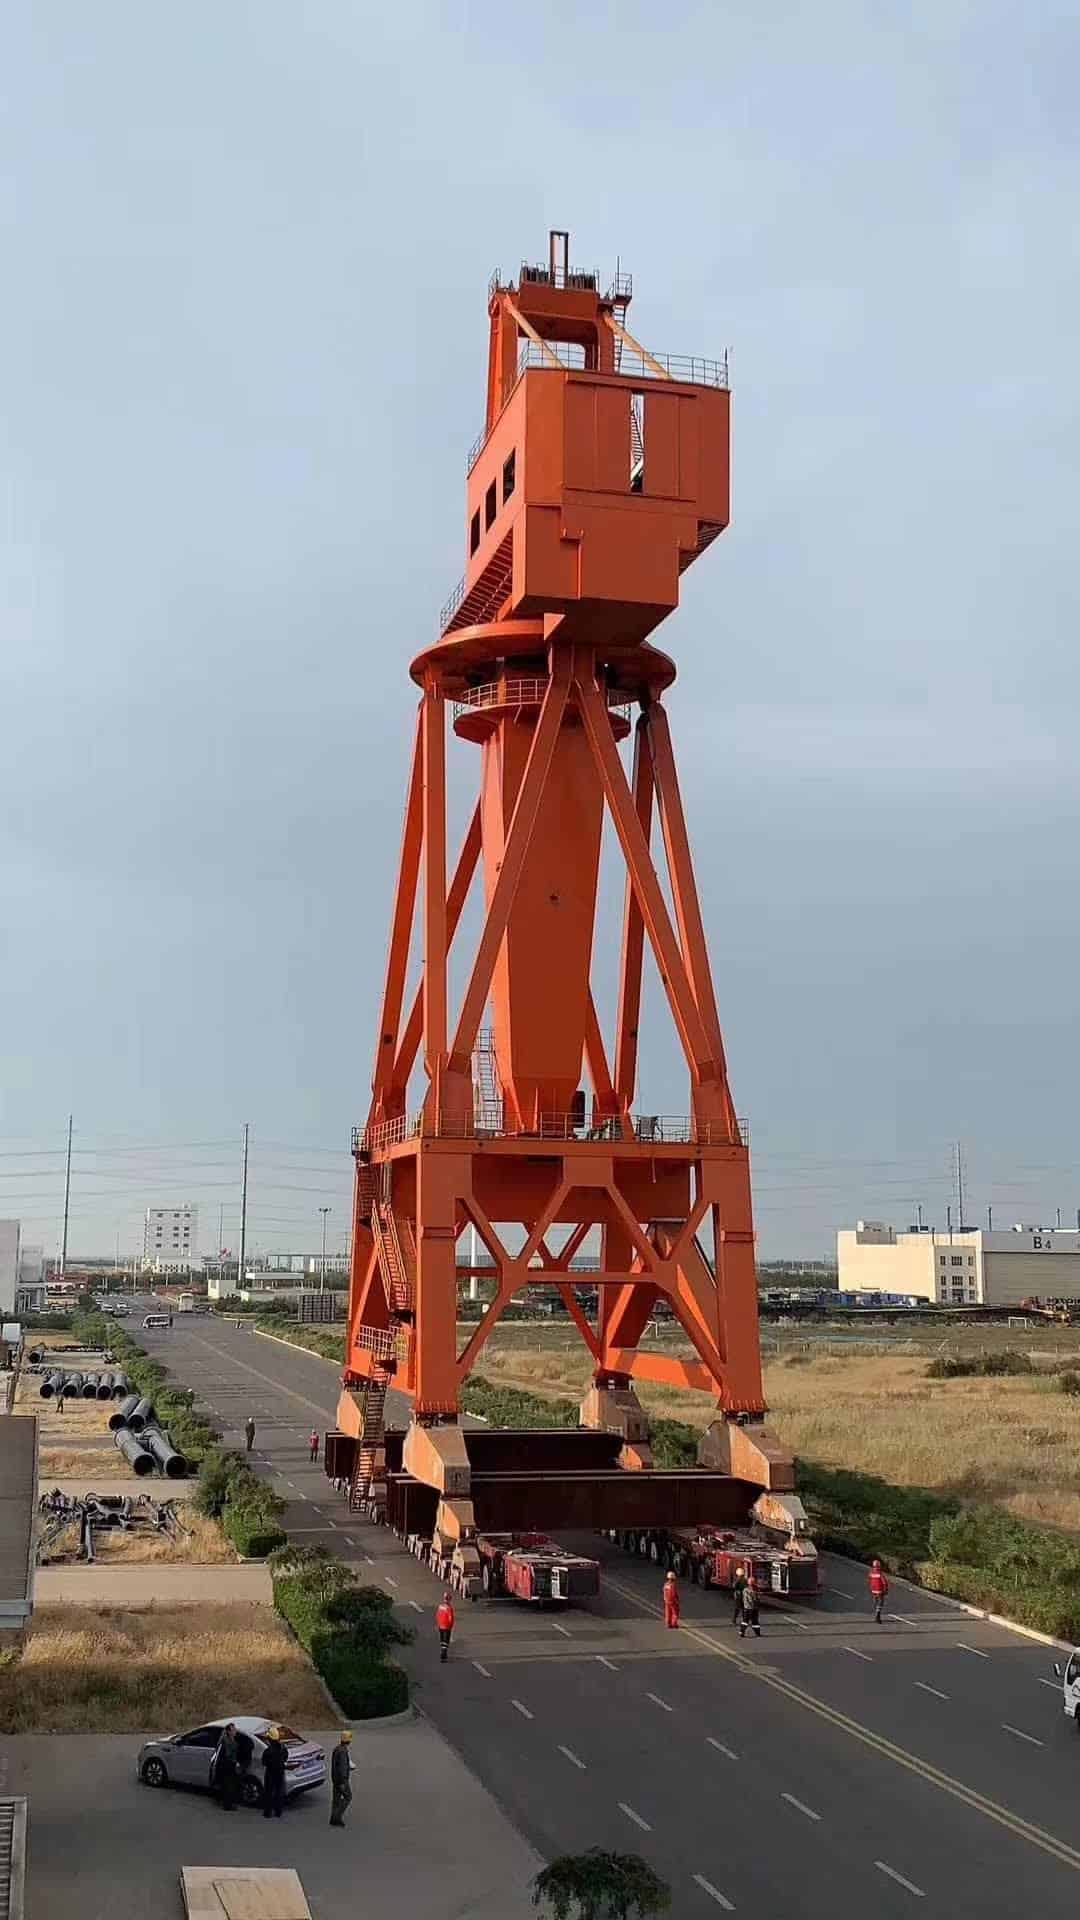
xmin=138 ymin=1307 xmax=1080 ymax=1918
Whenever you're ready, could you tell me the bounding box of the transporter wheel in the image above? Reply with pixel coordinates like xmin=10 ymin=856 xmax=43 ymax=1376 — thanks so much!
xmin=482 ymin=1563 xmax=493 ymax=1595
xmin=649 ymin=1538 xmax=660 ymax=1564
xmin=140 ymin=1758 xmax=168 ymax=1789
xmin=638 ymin=1534 xmax=649 ymax=1558
xmin=694 ymin=1559 xmax=709 ymax=1588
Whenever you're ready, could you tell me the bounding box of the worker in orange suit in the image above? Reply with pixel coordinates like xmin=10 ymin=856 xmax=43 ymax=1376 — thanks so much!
xmin=436 ymin=1590 xmax=456 ymax=1662
xmin=663 ymin=1569 xmax=681 ymax=1629
xmin=869 ymin=1557 xmax=889 ymax=1623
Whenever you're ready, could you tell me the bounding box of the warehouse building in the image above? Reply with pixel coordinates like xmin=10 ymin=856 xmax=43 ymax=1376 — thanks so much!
xmin=837 ymin=1220 xmax=1080 ymax=1307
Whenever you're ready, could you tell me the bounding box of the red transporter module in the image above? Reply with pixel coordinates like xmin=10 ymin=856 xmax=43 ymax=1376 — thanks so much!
xmin=336 ymin=233 xmax=797 ymax=1573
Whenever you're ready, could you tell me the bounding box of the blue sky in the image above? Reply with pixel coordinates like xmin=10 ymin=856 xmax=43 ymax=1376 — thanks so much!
xmin=2 ymin=3 xmax=1078 ymax=1258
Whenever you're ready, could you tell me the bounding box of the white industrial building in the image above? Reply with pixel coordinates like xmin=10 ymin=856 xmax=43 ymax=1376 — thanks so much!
xmin=838 ymin=1220 xmax=1080 ymax=1307
xmin=143 ymin=1203 xmax=199 ymax=1273
xmin=0 ymin=1223 xmax=20 ymax=1317
xmin=15 ymin=1244 xmax=46 ymax=1315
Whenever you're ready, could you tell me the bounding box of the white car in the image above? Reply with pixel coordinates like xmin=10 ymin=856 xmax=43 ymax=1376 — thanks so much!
xmin=137 ymin=1717 xmax=326 ymax=1806
xmin=1053 ymin=1653 xmax=1080 ymax=1727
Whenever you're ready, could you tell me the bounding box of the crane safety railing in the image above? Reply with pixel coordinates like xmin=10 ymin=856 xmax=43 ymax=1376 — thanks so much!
xmin=466 ymin=338 xmax=728 ymax=474
xmin=354 ymin=1112 xmax=749 ymax=1154
xmin=452 ymin=677 xmax=632 ymax=723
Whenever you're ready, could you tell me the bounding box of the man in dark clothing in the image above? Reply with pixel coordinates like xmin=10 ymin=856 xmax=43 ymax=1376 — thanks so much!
xmin=738 ymin=1580 xmax=761 ymax=1638
xmin=214 ymin=1723 xmax=239 ymax=1812
xmin=261 ymin=1727 xmax=287 ymax=1818
xmin=244 ymin=1417 xmax=256 ymax=1453
xmin=329 ymin=1730 xmax=354 ymax=1828
xmin=731 ymin=1563 xmax=747 ymax=1626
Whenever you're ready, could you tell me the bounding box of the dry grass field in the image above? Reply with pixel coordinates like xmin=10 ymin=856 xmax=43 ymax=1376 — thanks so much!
xmin=16 ymin=1347 xmax=143 ymax=1481
xmin=0 ymin=1602 xmax=329 ymax=1733
xmin=477 ymin=1320 xmax=1080 ymax=1536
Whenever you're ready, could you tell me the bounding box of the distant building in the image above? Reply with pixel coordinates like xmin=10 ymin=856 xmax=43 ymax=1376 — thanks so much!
xmin=143 ymin=1204 xmax=199 ymax=1273
xmin=0 ymin=1223 xmax=19 ymax=1317
xmin=838 ymin=1219 xmax=1080 ymax=1307
xmin=15 ymin=1243 xmax=45 ymax=1316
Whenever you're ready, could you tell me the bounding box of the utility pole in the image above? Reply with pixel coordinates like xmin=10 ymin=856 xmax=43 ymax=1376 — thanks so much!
xmin=987 ymin=1204 xmax=993 ymax=1231
xmin=60 ymin=1113 xmax=73 ymax=1279
xmin=916 ymin=1203 xmax=924 ymax=1231
xmin=954 ymin=1141 xmax=966 ymax=1232
xmin=319 ymin=1207 xmax=331 ymax=1292
xmin=238 ymin=1124 xmax=249 ymax=1300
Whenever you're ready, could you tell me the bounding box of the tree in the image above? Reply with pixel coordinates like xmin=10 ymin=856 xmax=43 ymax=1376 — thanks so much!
xmin=532 ymin=1852 xmax=671 ymax=1920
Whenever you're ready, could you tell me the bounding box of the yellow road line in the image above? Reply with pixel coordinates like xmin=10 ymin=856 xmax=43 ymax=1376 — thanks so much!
xmin=604 ymin=1576 xmax=1080 ymax=1873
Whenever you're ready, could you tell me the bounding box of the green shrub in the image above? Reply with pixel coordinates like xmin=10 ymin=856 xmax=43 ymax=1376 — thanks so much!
xmin=318 ymin=1651 xmax=409 ymax=1719
xmin=224 ymin=1510 xmax=287 ymax=1558
xmin=649 ymin=1418 xmax=700 ymax=1468
xmin=462 ymin=1376 xmax=578 ymax=1429
xmin=926 ymin=1348 xmax=1034 ymax=1380
xmin=274 ymin=1564 xmax=412 ymax=1718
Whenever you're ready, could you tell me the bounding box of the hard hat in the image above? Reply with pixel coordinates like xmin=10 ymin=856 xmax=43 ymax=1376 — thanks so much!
xmin=341 ymin=1730 xmax=353 ymax=1744
xmin=267 ymin=1726 xmax=280 ymax=1740
xmin=872 ymin=1557 xmax=881 ymax=1567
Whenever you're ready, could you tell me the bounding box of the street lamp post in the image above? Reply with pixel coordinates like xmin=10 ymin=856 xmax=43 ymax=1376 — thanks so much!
xmin=319 ymin=1207 xmax=331 ymax=1294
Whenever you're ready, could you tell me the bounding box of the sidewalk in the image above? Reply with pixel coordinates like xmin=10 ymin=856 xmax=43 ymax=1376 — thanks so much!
xmin=36 ymin=1564 xmax=271 ymax=1605
xmin=6 ymin=1722 xmax=541 ymax=1920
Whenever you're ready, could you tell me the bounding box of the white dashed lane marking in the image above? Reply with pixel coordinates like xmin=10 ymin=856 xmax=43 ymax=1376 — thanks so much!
xmin=781 ymin=1792 xmax=821 ymax=1822
xmin=875 ymin=1862 xmax=925 ymax=1898
xmin=914 ymin=1682 xmax=950 ymax=1701
xmin=693 ymin=1875 xmax=734 ymax=1910
xmin=706 ymin=1737 xmax=739 ymax=1760
xmin=558 ymin=1745 xmax=586 ymax=1770
xmin=618 ymin=1802 xmax=651 ymax=1833
xmin=1002 ymin=1723 xmax=1044 ymax=1748
xmin=512 ymin=1699 xmax=534 ymax=1721
xmin=472 ymin=1662 xmax=491 ymax=1677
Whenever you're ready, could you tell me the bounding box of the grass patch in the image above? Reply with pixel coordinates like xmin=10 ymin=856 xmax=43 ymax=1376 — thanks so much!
xmin=0 ymin=1602 xmax=330 ymax=1733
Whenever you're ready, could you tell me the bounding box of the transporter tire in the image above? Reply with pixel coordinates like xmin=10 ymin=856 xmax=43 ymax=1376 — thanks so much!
xmin=649 ymin=1537 xmax=660 ymax=1563
xmin=638 ymin=1534 xmax=649 ymax=1557
xmin=482 ymin=1562 xmax=493 ymax=1595
xmin=695 ymin=1558 xmax=709 ymax=1588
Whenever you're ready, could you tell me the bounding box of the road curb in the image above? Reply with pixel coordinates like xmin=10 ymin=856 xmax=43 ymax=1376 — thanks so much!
xmin=248 ymin=1326 xmax=489 ymax=1421
xmin=832 ymin=1555 xmax=1074 ymax=1652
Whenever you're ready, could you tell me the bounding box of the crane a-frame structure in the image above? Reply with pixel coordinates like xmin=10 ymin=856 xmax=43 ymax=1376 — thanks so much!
xmin=339 ymin=234 xmax=784 ymax=1546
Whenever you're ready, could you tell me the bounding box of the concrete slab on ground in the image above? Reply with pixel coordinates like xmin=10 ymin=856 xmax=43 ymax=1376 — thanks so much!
xmin=5 ymin=1724 xmax=540 ymax=1919
xmin=35 ymin=1564 xmax=271 ymax=1605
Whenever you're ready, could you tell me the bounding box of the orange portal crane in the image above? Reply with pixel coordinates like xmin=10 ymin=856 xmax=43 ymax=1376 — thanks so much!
xmin=338 ymin=233 xmax=780 ymax=1550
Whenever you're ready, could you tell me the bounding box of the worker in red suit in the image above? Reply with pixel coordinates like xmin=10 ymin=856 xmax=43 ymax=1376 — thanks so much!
xmin=309 ymin=1428 xmax=320 ymax=1463
xmin=869 ymin=1557 xmax=889 ymax=1623
xmin=663 ymin=1569 xmax=681 ymax=1629
xmin=436 ymin=1590 xmax=456 ymax=1661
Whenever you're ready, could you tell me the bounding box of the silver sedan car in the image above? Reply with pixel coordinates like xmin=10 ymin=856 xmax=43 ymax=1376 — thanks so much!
xmin=137 ymin=1716 xmax=326 ymax=1807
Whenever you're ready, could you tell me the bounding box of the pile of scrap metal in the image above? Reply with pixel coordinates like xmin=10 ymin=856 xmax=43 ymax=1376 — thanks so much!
xmin=37 ymin=1488 xmax=191 ymax=1563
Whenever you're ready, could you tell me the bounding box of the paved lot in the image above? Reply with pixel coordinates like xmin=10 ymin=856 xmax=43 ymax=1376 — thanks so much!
xmin=4 ymin=1722 xmax=539 ymax=1920
xmin=140 ymin=1309 xmax=1080 ymax=1918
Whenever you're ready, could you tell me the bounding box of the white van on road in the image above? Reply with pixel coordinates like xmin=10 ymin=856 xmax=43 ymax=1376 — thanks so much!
xmin=1053 ymin=1653 xmax=1080 ymax=1726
